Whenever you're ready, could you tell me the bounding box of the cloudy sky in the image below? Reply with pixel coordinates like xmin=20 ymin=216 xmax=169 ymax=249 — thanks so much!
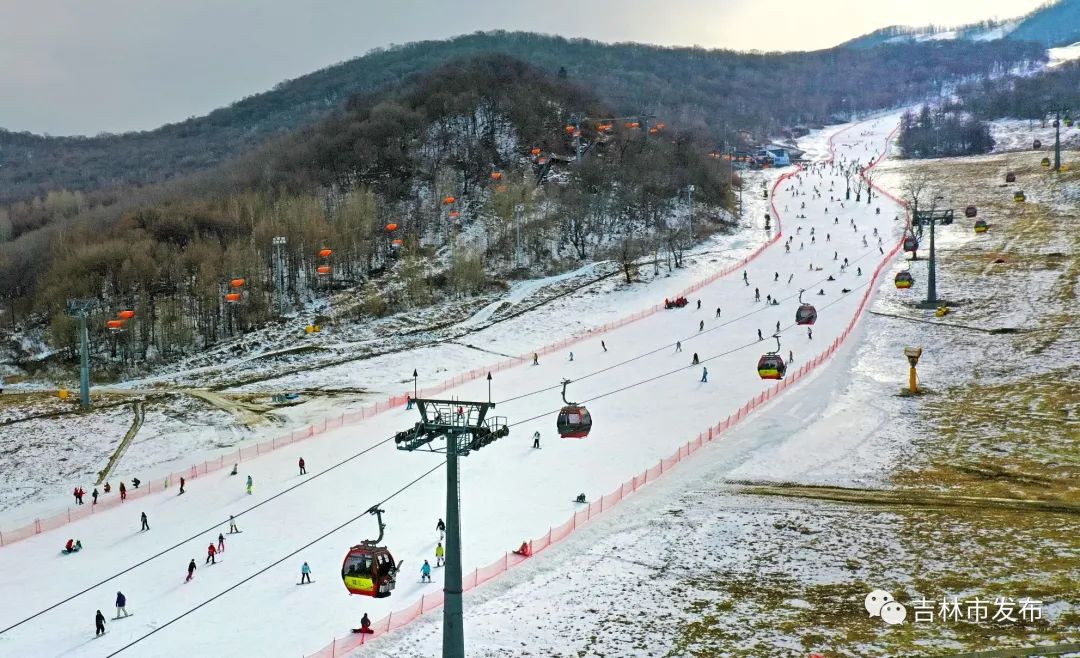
xmin=0 ymin=0 xmax=1049 ymax=136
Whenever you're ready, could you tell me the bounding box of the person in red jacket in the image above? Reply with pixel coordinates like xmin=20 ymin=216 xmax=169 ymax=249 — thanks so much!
xmin=119 ymin=482 xmax=127 ymax=501
xmin=206 ymin=543 xmax=217 ymax=564
xmin=513 ymin=541 xmax=531 ymax=557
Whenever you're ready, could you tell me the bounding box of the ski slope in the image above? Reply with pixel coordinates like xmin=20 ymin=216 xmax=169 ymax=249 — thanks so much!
xmin=0 ymin=115 xmax=908 ymax=658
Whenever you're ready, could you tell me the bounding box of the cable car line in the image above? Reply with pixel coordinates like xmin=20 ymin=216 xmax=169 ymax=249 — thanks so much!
xmin=0 ymin=432 xmax=400 ymax=636
xmin=105 ymin=461 xmax=446 ymax=657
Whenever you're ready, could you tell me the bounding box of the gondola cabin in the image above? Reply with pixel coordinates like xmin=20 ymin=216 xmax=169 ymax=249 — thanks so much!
xmin=964 ymin=206 xmax=977 ymax=218
xmin=894 ymin=271 xmax=914 ymax=289
xmin=557 ymin=406 xmax=592 ymax=438
xmin=974 ymin=219 xmax=988 ymax=234
xmin=1033 ymin=139 xmax=1042 ymax=150
xmin=342 ymin=545 xmax=398 ymax=597
xmin=1041 ymin=157 xmax=1051 ymax=168
xmin=757 ymin=354 xmax=786 ymax=380
xmin=1005 ymin=172 xmax=1016 ymax=183
xmin=795 ymin=303 xmax=818 ymax=325
xmin=1014 ymin=191 xmax=1026 ymax=203
xmin=903 ymin=235 xmax=919 ymax=253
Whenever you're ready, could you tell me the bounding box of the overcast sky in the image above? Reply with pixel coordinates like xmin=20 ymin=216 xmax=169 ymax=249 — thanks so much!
xmin=0 ymin=0 xmax=1049 ymax=136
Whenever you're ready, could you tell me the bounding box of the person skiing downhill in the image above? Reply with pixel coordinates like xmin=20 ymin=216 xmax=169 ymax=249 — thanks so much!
xmin=436 ymin=519 xmax=445 ymax=541
xmin=435 ymin=542 xmax=445 ymax=567
xmin=92 ymin=488 xmax=99 ymax=505
xmin=246 ymin=475 xmax=253 ymax=495
xmin=115 ymin=592 xmax=129 ymax=618
xmin=186 ymin=559 xmax=197 ymax=582
xmin=218 ymin=533 xmax=225 ymax=553
xmin=301 ymin=562 xmax=312 ymax=584
xmin=140 ymin=512 xmax=149 ymax=532
xmin=95 ymin=610 xmax=106 ymax=637
xmin=206 ymin=543 xmax=217 ymax=564
xmin=420 ymin=560 xmax=432 ymax=583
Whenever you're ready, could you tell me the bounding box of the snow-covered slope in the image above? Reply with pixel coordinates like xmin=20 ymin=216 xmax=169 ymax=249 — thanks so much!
xmin=0 ymin=116 xmax=909 ymax=658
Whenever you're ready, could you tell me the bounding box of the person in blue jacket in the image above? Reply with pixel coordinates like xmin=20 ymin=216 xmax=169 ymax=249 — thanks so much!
xmin=301 ymin=562 xmax=312 ymax=584
xmin=115 ymin=591 xmax=129 ymax=618
xmin=420 ymin=560 xmax=432 ymax=583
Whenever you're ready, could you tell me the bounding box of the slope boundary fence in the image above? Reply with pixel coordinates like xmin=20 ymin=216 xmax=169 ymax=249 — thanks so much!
xmin=305 ymin=121 xmax=910 ymax=655
xmin=0 ymin=169 xmax=790 ymax=548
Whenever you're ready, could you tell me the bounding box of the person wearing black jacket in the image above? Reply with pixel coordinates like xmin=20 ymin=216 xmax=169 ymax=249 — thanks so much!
xmin=95 ymin=610 xmax=106 ymax=636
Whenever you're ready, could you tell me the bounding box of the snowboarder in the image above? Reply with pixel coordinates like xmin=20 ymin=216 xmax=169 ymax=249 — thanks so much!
xmin=700 ymin=367 xmax=708 ymax=383
xmin=229 ymin=464 xmax=238 ymax=476
xmin=532 ymin=431 xmax=540 ymax=449
xmin=140 ymin=512 xmax=149 ymax=532
xmin=119 ymin=482 xmax=126 ymax=501
xmin=857 ymin=267 xmax=862 ymax=276
xmin=229 ymin=515 xmax=239 ymax=534
xmin=513 ymin=541 xmax=532 ymax=557
xmin=103 ymin=482 xmax=111 ymax=494
xmin=715 ymin=307 xmax=721 ymax=318
xmin=301 ymin=562 xmax=312 ymax=584
xmin=353 ymin=613 xmax=374 ymax=634
xmin=436 ymin=518 xmax=445 ymax=541
xmin=95 ymin=610 xmax=106 ymax=637
xmin=186 ymin=559 xmax=196 ymax=582
xmin=64 ymin=538 xmax=75 ymax=553
xmin=699 ymin=320 xmax=704 ymax=332
xmin=299 ymin=457 xmax=306 ymax=475
xmin=754 ymin=288 xmax=760 ymax=302
xmin=179 ymin=477 xmax=185 ymax=495
xmin=218 ymin=533 xmax=225 ymax=553
xmin=766 ymin=294 xmax=772 ymax=303
xmin=405 ymin=395 xmax=413 ymax=410
xmin=569 ymin=351 xmax=574 ymax=362
xmin=674 ymin=341 xmax=682 ymax=352
xmin=131 ymin=477 xmax=140 ymax=489
xmin=757 ymin=329 xmax=763 ymax=341
xmin=601 ymin=340 xmax=607 ymax=352
xmin=743 ymin=270 xmax=749 ymax=285
xmin=532 ymin=353 xmax=538 ymax=366
xmin=696 ymin=299 xmax=701 ymax=310
xmin=788 ymin=350 xmax=794 ymax=363
xmin=115 ymin=592 xmax=129 ymax=618
xmin=575 ymin=493 xmax=587 ymax=503
xmin=206 ymin=543 xmax=217 ymax=564
xmin=92 ymin=488 xmax=99 ymax=505
xmin=435 ymin=543 xmax=445 ymax=567
xmin=807 ymin=327 xmax=813 ymax=340
xmin=246 ymin=475 xmax=253 ymax=495
xmin=420 ymin=560 xmax=432 ymax=583
xmin=776 ymin=321 xmax=781 ymax=333
xmin=692 ymin=352 xmax=699 ymax=365
xmin=774 ymin=272 xmax=779 ymax=282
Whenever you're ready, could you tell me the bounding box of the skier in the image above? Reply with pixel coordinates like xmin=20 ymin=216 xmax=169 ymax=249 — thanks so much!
xmin=698 ymin=320 xmax=704 ymax=332
xmin=674 ymin=341 xmax=682 ymax=353
xmin=696 ymin=299 xmax=701 ymax=310
xmin=92 ymin=488 xmax=99 ymax=505
xmin=532 ymin=431 xmax=540 ymax=449
xmin=140 ymin=512 xmax=149 ymax=532
xmin=405 ymin=395 xmax=413 ymax=410
xmin=73 ymin=487 xmax=81 ymax=505
xmin=246 ymin=475 xmax=253 ymax=495
xmin=131 ymin=477 xmax=140 ymax=489
xmin=299 ymin=457 xmax=306 ymax=475
xmin=186 ymin=559 xmax=197 ymax=582
xmin=206 ymin=543 xmax=217 ymax=564
xmin=229 ymin=464 xmax=238 ymax=476
xmin=420 ymin=560 xmax=432 ymax=583
xmin=119 ymin=482 xmax=126 ymax=501
xmin=218 ymin=533 xmax=225 ymax=553
xmin=826 ymin=234 xmax=830 ymax=243
xmin=788 ymin=350 xmax=794 ymax=363
xmin=601 ymin=340 xmax=607 ymax=352
xmin=104 ymin=482 xmax=111 ymax=494
xmin=95 ymin=610 xmax=106 ymax=637
xmin=115 ymin=591 xmax=129 ymax=618
xmin=436 ymin=518 xmax=445 ymax=541
xmin=301 ymin=562 xmax=312 ymax=584
xmin=807 ymin=327 xmax=813 ymax=340
xmin=179 ymin=477 xmax=185 ymax=495
xmin=774 ymin=272 xmax=779 ymax=282
xmin=352 ymin=613 xmax=374 ymax=634
xmin=435 ymin=542 xmax=445 ymax=567
xmin=715 ymin=307 xmax=721 ymax=318
xmin=229 ymin=515 xmax=239 ymax=534
xmin=743 ymin=270 xmax=749 ymax=285
xmin=757 ymin=329 xmax=763 ymax=341
xmin=700 ymin=367 xmax=708 ymax=383
xmin=776 ymin=321 xmax=781 ymax=333
xmin=532 ymin=353 xmax=538 ymax=366
xmin=766 ymin=294 xmax=772 ymax=303
xmin=754 ymin=288 xmax=760 ymax=302
xmin=569 ymin=351 xmax=574 ymax=362
xmin=692 ymin=353 xmax=699 ymax=365
xmin=857 ymin=267 xmax=862 ymax=276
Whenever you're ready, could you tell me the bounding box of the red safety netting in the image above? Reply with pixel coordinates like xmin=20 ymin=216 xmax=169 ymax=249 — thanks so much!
xmin=304 ymin=121 xmax=912 ymax=657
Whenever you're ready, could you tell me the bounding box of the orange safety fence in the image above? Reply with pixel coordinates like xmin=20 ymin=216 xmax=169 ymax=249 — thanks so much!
xmin=0 ymin=151 xmax=796 ymax=549
xmin=305 ymin=121 xmax=910 ymax=656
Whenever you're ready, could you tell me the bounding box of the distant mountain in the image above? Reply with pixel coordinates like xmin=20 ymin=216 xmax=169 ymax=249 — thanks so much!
xmin=0 ymin=32 xmax=1045 ymax=206
xmin=843 ymin=0 xmax=1080 ymax=49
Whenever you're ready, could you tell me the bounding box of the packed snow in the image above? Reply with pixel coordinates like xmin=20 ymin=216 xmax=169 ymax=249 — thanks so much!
xmin=0 ymin=115 xmax=911 ymax=657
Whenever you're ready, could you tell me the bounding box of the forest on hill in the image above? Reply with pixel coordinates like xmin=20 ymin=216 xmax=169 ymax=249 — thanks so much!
xmin=0 ymin=32 xmax=1046 ymax=205
xmin=4 ymin=56 xmax=731 ymax=369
